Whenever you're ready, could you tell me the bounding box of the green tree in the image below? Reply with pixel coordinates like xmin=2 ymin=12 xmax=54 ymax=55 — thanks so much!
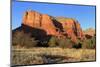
xmin=72 ymin=39 xmax=82 ymax=49
xmin=57 ymin=38 xmax=73 ymax=48
xmin=12 ymin=31 xmax=38 ymax=48
xmin=48 ymin=36 xmax=57 ymax=47
xmin=82 ymin=36 xmax=95 ymax=49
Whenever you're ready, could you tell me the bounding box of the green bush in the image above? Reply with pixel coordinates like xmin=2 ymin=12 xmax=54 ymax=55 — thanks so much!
xmin=82 ymin=36 xmax=95 ymax=49
xmin=72 ymin=39 xmax=82 ymax=49
xmin=48 ymin=36 xmax=74 ymax=48
xmin=48 ymin=36 xmax=57 ymax=47
xmin=12 ymin=31 xmax=38 ymax=48
xmin=57 ymin=38 xmax=74 ymax=48
xmin=24 ymin=36 xmax=38 ymax=48
xmin=12 ymin=31 xmax=25 ymax=46
xmin=72 ymin=42 xmax=82 ymax=49
xmin=40 ymin=41 xmax=48 ymax=47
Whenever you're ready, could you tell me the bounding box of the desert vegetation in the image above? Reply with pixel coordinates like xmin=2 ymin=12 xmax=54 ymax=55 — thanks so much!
xmin=12 ymin=31 xmax=38 ymax=48
xmin=12 ymin=31 xmax=96 ymax=66
xmin=12 ymin=31 xmax=96 ymax=49
xmin=12 ymin=47 xmax=95 ymax=65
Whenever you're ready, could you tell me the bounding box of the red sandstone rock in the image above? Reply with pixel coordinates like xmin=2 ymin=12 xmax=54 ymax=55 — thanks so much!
xmin=58 ymin=18 xmax=84 ymax=42
xmin=22 ymin=10 xmax=84 ymax=42
xmin=22 ymin=11 xmax=41 ymax=27
xmin=22 ymin=10 xmax=59 ymax=36
xmin=41 ymin=14 xmax=58 ymax=35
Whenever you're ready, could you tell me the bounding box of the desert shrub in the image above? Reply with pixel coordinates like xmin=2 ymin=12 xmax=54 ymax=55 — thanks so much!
xmin=12 ymin=31 xmax=38 ymax=48
xmin=48 ymin=36 xmax=57 ymax=47
xmin=72 ymin=39 xmax=82 ymax=49
xmin=12 ymin=31 xmax=24 ymax=46
xmin=40 ymin=41 xmax=48 ymax=47
xmin=73 ymin=42 xmax=82 ymax=49
xmin=23 ymin=36 xmax=38 ymax=48
xmin=82 ymin=36 xmax=96 ymax=49
xmin=57 ymin=38 xmax=74 ymax=48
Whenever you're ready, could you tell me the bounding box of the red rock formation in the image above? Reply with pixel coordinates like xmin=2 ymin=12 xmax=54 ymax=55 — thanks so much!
xmin=22 ymin=10 xmax=84 ymax=42
xmin=41 ymin=14 xmax=59 ymax=35
xmin=22 ymin=11 xmax=41 ymax=27
xmin=22 ymin=10 xmax=59 ymax=36
xmin=59 ymin=18 xmax=84 ymax=42
xmin=84 ymin=28 xmax=95 ymax=37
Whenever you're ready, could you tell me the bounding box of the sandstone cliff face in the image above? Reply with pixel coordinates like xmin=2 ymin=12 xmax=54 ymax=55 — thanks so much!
xmin=55 ymin=17 xmax=84 ymax=42
xmin=23 ymin=11 xmax=41 ymax=27
xmin=41 ymin=14 xmax=58 ymax=35
xmin=22 ymin=11 xmax=58 ymax=36
xmin=22 ymin=10 xmax=84 ymax=42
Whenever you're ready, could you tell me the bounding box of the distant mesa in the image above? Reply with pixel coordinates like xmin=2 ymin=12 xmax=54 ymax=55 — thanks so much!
xmin=13 ymin=10 xmax=86 ymax=42
xmin=83 ymin=28 xmax=95 ymax=39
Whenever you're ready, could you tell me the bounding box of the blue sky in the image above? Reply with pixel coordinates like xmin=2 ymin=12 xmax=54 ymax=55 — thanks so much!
xmin=12 ymin=1 xmax=96 ymax=30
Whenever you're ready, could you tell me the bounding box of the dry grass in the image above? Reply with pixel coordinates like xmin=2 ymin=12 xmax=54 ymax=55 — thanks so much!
xmin=12 ymin=47 xmax=95 ymax=65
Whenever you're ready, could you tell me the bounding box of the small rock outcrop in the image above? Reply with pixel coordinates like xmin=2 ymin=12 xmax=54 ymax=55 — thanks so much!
xmin=83 ymin=28 xmax=95 ymax=39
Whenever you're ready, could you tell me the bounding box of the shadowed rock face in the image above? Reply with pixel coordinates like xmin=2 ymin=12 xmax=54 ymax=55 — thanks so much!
xmin=57 ymin=18 xmax=84 ymax=42
xmin=22 ymin=11 xmax=58 ymax=36
xmin=20 ymin=10 xmax=84 ymax=42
